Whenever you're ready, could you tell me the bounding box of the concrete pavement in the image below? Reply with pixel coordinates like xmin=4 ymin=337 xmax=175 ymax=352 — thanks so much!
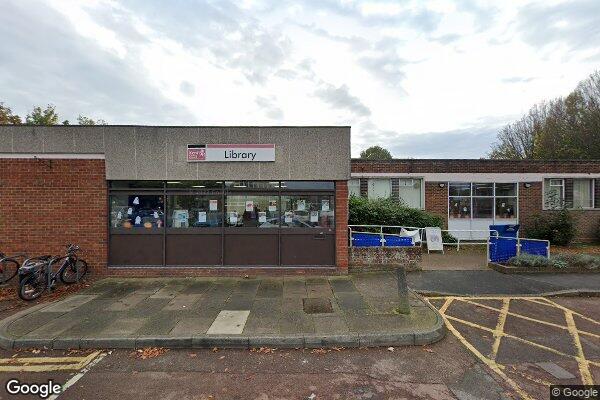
xmin=0 ymin=273 xmax=444 ymax=350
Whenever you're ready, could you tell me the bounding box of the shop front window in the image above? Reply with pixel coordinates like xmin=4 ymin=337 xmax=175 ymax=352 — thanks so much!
xmin=449 ymin=197 xmax=470 ymax=219
xmin=495 ymin=197 xmax=517 ymax=219
xmin=473 ymin=197 xmax=493 ymax=218
xmin=167 ymin=195 xmax=223 ymax=227
xmin=110 ymin=194 xmax=164 ymax=228
xmin=281 ymin=195 xmax=335 ymax=228
xmin=348 ymin=179 xmax=361 ymax=197
xmin=225 ymin=195 xmax=279 ymax=227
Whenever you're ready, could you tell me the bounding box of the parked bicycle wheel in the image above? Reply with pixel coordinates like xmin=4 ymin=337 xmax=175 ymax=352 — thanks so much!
xmin=60 ymin=259 xmax=88 ymax=284
xmin=19 ymin=272 xmax=47 ymax=301
xmin=0 ymin=259 xmax=19 ymax=284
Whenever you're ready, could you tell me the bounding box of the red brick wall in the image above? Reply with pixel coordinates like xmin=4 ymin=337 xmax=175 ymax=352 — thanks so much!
xmin=0 ymin=158 xmax=108 ymax=275
xmin=335 ymin=180 xmax=349 ymax=271
xmin=352 ymin=159 xmax=600 ymax=173
xmin=425 ymin=182 xmax=448 ymax=225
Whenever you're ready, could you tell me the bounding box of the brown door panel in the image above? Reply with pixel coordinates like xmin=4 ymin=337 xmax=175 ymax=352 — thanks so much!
xmin=223 ymin=234 xmax=278 ymax=266
xmin=166 ymin=234 xmax=222 ymax=266
xmin=280 ymin=234 xmax=335 ymax=266
xmin=109 ymin=234 xmax=164 ymax=266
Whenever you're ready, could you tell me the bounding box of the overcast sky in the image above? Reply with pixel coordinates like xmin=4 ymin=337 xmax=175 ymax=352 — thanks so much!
xmin=1 ymin=0 xmax=599 ymax=158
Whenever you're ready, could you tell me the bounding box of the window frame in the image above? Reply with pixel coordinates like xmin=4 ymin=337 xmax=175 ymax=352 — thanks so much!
xmin=542 ymin=178 xmax=596 ymax=210
xmin=397 ymin=177 xmax=425 ymax=209
xmin=448 ymin=182 xmax=519 ymax=221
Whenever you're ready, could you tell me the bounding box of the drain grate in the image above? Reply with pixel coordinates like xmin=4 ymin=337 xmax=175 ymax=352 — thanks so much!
xmin=303 ymin=297 xmax=333 ymax=314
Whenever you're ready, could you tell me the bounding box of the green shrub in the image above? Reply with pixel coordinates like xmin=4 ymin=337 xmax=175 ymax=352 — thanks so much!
xmin=523 ymin=209 xmax=576 ymax=246
xmin=507 ymin=253 xmax=600 ymax=270
xmin=348 ymin=196 xmax=455 ymax=242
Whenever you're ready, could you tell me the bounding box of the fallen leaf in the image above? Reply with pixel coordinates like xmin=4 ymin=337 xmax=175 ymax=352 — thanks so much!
xmin=189 ymin=353 xmax=197 ymax=358
xmin=219 ymin=355 xmax=225 ymax=360
xmin=424 ymin=348 xmax=434 ymax=353
xmin=387 ymin=347 xmax=394 ymax=352
xmin=212 ymin=347 xmax=219 ymax=352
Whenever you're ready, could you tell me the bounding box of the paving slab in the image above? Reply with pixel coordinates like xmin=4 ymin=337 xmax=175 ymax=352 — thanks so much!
xmin=40 ymin=294 xmax=97 ymax=312
xmin=0 ymin=274 xmax=444 ymax=349
xmin=207 ymin=310 xmax=250 ymax=335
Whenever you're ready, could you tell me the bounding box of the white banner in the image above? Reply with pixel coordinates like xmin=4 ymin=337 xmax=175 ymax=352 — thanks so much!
xmin=188 ymin=144 xmax=275 ymax=162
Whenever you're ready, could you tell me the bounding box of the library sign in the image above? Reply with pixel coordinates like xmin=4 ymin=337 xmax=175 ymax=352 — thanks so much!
xmin=187 ymin=144 xmax=275 ymax=162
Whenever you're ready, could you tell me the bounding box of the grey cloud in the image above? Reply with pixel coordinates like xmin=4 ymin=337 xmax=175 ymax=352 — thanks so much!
xmin=517 ymin=0 xmax=600 ymax=54
xmin=180 ymin=81 xmax=196 ymax=96
xmin=298 ymin=0 xmax=443 ymax=32
xmin=430 ymin=33 xmax=462 ymax=45
xmin=502 ymin=76 xmax=535 ymax=84
xmin=255 ymin=96 xmax=284 ymax=120
xmin=124 ymin=0 xmax=291 ymax=85
xmin=0 ymin=1 xmax=195 ymax=124
xmin=314 ymin=83 xmax=371 ymax=117
xmin=296 ymin=22 xmax=370 ymax=51
xmin=383 ymin=127 xmax=500 ymax=158
xmin=357 ymin=38 xmax=410 ymax=91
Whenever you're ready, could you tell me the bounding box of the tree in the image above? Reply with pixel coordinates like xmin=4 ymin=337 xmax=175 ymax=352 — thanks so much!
xmin=77 ymin=115 xmax=107 ymax=125
xmin=0 ymin=102 xmax=22 ymax=124
xmin=25 ymin=104 xmax=59 ymax=125
xmin=360 ymin=145 xmax=393 ymax=160
xmin=490 ymin=71 xmax=600 ymax=159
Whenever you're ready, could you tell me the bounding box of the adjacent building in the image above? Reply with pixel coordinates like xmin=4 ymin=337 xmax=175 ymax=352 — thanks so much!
xmin=351 ymin=159 xmax=600 ymax=242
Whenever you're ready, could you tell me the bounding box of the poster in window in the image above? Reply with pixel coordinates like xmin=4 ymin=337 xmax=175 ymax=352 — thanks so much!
xmin=153 ymin=211 xmax=159 ymax=218
xmin=127 ymin=207 xmax=133 ymax=215
xmin=258 ymin=211 xmax=267 ymax=223
xmin=297 ymin=200 xmax=306 ymax=211
xmin=133 ymin=197 xmax=140 ymax=205
xmin=117 ymin=211 xmax=122 ymax=219
xmin=198 ymin=211 xmax=207 ymax=223
xmin=245 ymin=200 xmax=254 ymax=212
xmin=135 ymin=216 xmax=142 ymax=225
xmin=321 ymin=200 xmax=329 ymax=211
xmin=268 ymin=200 xmax=277 ymax=212
xmin=310 ymin=211 xmax=318 ymax=223
xmin=229 ymin=212 xmax=238 ymax=225
xmin=284 ymin=211 xmax=293 ymax=223
xmin=209 ymin=200 xmax=218 ymax=211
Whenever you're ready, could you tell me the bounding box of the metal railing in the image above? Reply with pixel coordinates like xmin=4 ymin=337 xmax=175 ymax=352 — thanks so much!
xmin=348 ymin=225 xmax=424 ymax=247
xmin=487 ymin=236 xmax=550 ymax=263
xmin=442 ymin=229 xmax=499 ymax=251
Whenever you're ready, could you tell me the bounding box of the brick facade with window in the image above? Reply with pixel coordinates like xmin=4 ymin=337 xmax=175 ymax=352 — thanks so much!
xmin=352 ymin=159 xmax=600 ymax=242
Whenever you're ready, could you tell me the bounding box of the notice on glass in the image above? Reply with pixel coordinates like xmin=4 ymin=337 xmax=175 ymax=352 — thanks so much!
xmin=268 ymin=200 xmax=277 ymax=212
xmin=284 ymin=211 xmax=293 ymax=223
xmin=297 ymin=200 xmax=306 ymax=211
xmin=117 ymin=211 xmax=122 ymax=219
xmin=229 ymin=212 xmax=238 ymax=225
xmin=310 ymin=211 xmax=318 ymax=223
xmin=245 ymin=200 xmax=254 ymax=212
xmin=198 ymin=211 xmax=207 ymax=223
xmin=209 ymin=200 xmax=218 ymax=211
xmin=127 ymin=207 xmax=133 ymax=215
xmin=321 ymin=200 xmax=329 ymax=211
xmin=258 ymin=211 xmax=267 ymax=223
xmin=133 ymin=197 xmax=140 ymax=205
xmin=134 ymin=216 xmax=142 ymax=225
xmin=153 ymin=211 xmax=159 ymax=218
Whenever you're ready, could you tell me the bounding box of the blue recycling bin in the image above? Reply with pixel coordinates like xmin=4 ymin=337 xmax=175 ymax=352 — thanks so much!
xmin=489 ymin=224 xmax=520 ymax=238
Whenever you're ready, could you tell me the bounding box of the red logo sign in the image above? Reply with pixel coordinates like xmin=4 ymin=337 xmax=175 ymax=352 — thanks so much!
xmin=187 ymin=147 xmax=206 ymax=161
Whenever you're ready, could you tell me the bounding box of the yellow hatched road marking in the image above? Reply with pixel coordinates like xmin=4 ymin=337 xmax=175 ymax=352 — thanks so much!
xmin=458 ymin=298 xmax=600 ymax=340
xmin=427 ymin=295 xmax=599 ymax=400
xmin=0 ymin=351 xmax=102 ymax=372
xmin=490 ymin=298 xmax=509 ymax=361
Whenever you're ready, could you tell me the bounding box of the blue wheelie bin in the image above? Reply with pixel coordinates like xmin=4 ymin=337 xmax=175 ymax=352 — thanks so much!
xmin=489 ymin=224 xmax=519 ymax=238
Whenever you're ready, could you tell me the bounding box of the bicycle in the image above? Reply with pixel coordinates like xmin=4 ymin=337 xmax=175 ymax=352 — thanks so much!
xmin=0 ymin=252 xmax=26 ymax=284
xmin=18 ymin=244 xmax=88 ymax=301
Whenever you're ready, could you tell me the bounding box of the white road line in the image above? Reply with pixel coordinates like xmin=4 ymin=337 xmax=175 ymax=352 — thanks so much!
xmin=49 ymin=351 xmax=110 ymax=400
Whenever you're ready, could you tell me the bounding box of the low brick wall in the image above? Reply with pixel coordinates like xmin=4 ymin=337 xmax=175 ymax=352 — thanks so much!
xmin=349 ymin=246 xmax=422 ymax=272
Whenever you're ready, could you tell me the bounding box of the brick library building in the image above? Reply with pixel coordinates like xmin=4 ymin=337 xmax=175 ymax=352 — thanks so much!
xmin=1 ymin=125 xmax=599 ymax=276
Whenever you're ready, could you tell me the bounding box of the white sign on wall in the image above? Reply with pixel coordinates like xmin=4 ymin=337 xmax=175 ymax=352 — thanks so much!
xmin=187 ymin=144 xmax=275 ymax=162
